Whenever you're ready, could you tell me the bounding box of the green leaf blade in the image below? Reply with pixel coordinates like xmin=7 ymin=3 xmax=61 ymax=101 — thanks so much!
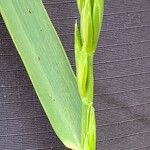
xmin=0 ymin=0 xmax=82 ymax=149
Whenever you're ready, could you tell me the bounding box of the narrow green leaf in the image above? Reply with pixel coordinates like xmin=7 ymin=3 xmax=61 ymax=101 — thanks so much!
xmin=77 ymin=51 xmax=88 ymax=97
xmin=85 ymin=106 xmax=96 ymax=150
xmin=92 ymin=0 xmax=104 ymax=51
xmin=80 ymin=0 xmax=93 ymax=55
xmin=77 ymin=0 xmax=85 ymax=14
xmin=74 ymin=21 xmax=82 ymax=69
xmin=0 ymin=0 xmax=82 ymax=149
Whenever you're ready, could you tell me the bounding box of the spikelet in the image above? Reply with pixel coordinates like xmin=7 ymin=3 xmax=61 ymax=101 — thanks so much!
xmin=76 ymin=0 xmax=104 ymax=56
xmin=92 ymin=0 xmax=104 ymax=52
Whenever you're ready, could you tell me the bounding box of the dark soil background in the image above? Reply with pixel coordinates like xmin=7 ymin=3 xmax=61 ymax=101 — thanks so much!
xmin=1 ymin=0 xmax=150 ymax=149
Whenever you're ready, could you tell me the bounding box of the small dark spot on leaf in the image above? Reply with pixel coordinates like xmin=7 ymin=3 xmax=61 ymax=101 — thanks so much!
xmin=28 ymin=10 xmax=32 ymax=14
xmin=38 ymin=57 xmax=40 ymax=61
xmin=40 ymin=29 xmax=43 ymax=31
xmin=49 ymin=96 xmax=55 ymax=101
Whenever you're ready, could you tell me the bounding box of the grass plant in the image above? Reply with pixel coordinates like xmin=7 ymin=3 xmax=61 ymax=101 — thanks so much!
xmin=0 ymin=0 xmax=104 ymax=149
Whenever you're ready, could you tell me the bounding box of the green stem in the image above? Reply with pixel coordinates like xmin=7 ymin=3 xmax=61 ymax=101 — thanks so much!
xmin=75 ymin=0 xmax=104 ymax=149
xmin=76 ymin=55 xmax=96 ymax=150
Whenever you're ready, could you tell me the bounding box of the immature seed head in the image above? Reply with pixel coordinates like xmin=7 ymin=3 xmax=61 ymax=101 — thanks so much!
xmin=76 ymin=0 xmax=104 ymax=55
